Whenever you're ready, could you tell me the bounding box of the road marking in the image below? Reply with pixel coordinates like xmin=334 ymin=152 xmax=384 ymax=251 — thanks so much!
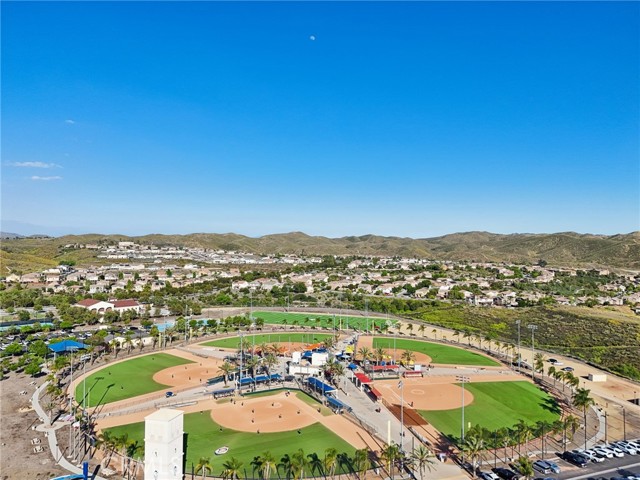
xmin=567 ymin=461 xmax=640 ymax=480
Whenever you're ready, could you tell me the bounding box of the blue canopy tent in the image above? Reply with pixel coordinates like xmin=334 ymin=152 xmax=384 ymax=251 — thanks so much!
xmin=48 ymin=340 xmax=87 ymax=354
xmin=347 ymin=363 xmax=358 ymax=370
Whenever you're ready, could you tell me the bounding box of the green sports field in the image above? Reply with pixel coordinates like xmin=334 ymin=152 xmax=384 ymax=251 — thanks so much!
xmin=202 ymin=333 xmax=334 ymax=349
xmin=75 ymin=353 xmax=193 ymax=407
xmin=372 ymin=337 xmax=500 ymax=366
xmin=419 ymin=381 xmax=561 ymax=443
xmin=104 ymin=412 xmax=357 ymax=476
xmin=253 ymin=311 xmax=395 ymax=331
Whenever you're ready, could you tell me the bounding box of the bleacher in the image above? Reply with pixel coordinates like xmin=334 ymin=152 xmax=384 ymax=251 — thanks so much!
xmin=326 ymin=396 xmax=351 ymax=412
xmin=307 ymin=377 xmax=335 ymax=394
xmin=212 ymin=387 xmax=235 ymax=399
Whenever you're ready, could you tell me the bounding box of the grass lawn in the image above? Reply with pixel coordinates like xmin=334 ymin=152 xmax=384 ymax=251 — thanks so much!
xmin=202 ymin=333 xmax=334 ymax=349
xmin=104 ymin=412 xmax=358 ymax=476
xmin=253 ymin=311 xmax=395 ymax=331
xmin=419 ymin=381 xmax=561 ymax=444
xmin=372 ymin=337 xmax=500 ymax=366
xmin=295 ymin=391 xmax=333 ymax=416
xmin=75 ymin=353 xmax=193 ymax=407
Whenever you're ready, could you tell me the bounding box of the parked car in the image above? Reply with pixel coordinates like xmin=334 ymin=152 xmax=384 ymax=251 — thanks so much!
xmin=560 ymin=451 xmax=588 ymax=467
xmin=545 ymin=461 xmax=561 ymax=474
xmin=561 ymin=366 xmax=574 ymax=372
xmin=548 ymin=358 xmax=563 ymax=366
xmin=602 ymin=445 xmax=625 ymax=458
xmin=533 ymin=461 xmax=552 ymax=474
xmin=574 ymin=449 xmax=605 ymax=463
xmin=479 ymin=471 xmax=501 ymax=480
xmin=614 ymin=442 xmax=638 ymax=455
xmin=492 ymin=467 xmax=520 ymax=480
xmin=165 ymin=391 xmax=175 ymax=398
xmin=592 ymin=446 xmax=614 ymax=458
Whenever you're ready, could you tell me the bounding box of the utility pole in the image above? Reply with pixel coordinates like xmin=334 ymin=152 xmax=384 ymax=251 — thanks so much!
xmin=528 ymin=324 xmax=538 ymax=380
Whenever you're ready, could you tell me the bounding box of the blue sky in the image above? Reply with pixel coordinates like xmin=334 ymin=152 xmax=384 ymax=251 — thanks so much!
xmin=2 ymin=1 xmax=638 ymax=237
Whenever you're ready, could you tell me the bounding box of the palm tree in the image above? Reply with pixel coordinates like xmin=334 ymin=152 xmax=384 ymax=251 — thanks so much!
xmin=411 ymin=446 xmax=434 ymax=479
xmin=357 ymin=347 xmax=372 ymax=363
xmin=323 ymin=447 xmax=339 ymax=480
xmin=561 ymin=415 xmax=580 ymax=451
xmin=400 ymin=350 xmax=416 ymax=366
xmin=259 ymin=451 xmax=277 ymax=480
xmin=534 ymin=353 xmax=545 ymax=378
xmin=196 ymin=457 xmax=214 ymax=479
xmin=353 ymin=448 xmax=369 ymax=479
xmin=535 ymin=420 xmax=553 ymax=460
xmin=291 ymin=448 xmax=310 ymax=480
xmin=405 ymin=323 xmax=414 ymax=335
xmin=218 ymin=361 xmax=235 ymax=386
xmin=221 ymin=457 xmax=244 ymax=480
xmin=124 ymin=331 xmax=134 ymax=354
xmin=461 ymin=435 xmax=484 ymax=477
xmin=307 ymin=453 xmax=324 ymax=478
xmin=279 ymin=454 xmax=294 ymax=480
xmin=453 ymin=330 xmax=461 ymax=343
xmin=514 ymin=456 xmax=534 ymax=480
xmin=514 ymin=420 xmax=532 ymax=455
xmin=380 ymin=443 xmax=400 ymax=479
xmin=418 ymin=324 xmax=425 ymax=337
xmin=548 ymin=366 xmax=557 ymax=386
xmin=374 ymin=347 xmax=386 ymax=366
xmin=96 ymin=430 xmax=117 ymax=467
xmin=573 ymin=387 xmax=595 ymax=448
xmin=565 ymin=372 xmax=580 ymax=392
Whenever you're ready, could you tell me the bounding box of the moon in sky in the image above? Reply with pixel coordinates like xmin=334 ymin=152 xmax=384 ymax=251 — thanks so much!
xmin=309 ymin=35 xmax=316 ymax=41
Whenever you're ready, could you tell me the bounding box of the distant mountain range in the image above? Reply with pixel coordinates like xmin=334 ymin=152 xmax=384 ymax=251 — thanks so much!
xmin=2 ymin=231 xmax=639 ymax=271
xmin=0 ymin=232 xmax=52 ymax=239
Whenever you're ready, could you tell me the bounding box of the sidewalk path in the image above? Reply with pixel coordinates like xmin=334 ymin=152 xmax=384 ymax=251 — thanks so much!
xmin=31 ymin=381 xmax=107 ymax=480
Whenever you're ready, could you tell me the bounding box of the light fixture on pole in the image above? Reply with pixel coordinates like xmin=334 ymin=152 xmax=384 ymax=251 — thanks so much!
xmin=527 ymin=324 xmax=538 ymax=380
xmin=398 ymin=379 xmax=405 ymax=452
xmin=515 ymin=320 xmax=521 ymax=368
xmin=456 ymin=375 xmax=470 ymax=446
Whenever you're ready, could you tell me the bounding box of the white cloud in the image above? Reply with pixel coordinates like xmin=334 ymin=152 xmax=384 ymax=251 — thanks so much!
xmin=30 ymin=176 xmax=62 ymax=181
xmin=8 ymin=161 xmax=62 ymax=169
xmin=65 ymin=119 xmax=75 ymax=124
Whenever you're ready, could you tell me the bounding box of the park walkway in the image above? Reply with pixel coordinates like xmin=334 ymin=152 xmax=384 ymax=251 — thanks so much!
xmin=31 ymin=381 xmax=107 ymax=480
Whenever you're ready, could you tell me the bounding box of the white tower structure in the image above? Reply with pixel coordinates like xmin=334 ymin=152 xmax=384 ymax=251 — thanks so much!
xmin=144 ymin=409 xmax=184 ymax=480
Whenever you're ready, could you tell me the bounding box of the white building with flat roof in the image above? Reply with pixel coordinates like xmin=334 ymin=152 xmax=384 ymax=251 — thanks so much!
xmin=144 ymin=409 xmax=184 ymax=480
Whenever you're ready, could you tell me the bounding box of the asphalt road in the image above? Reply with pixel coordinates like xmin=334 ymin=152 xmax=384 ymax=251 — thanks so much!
xmin=548 ymin=453 xmax=640 ymax=480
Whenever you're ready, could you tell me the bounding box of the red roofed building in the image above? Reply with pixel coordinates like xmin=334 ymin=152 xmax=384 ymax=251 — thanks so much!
xmin=75 ymin=298 xmax=142 ymax=316
xmin=113 ymin=299 xmax=143 ymax=315
xmin=75 ymin=299 xmax=114 ymax=314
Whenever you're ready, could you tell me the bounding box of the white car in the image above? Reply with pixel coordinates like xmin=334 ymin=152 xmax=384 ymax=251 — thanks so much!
xmin=479 ymin=471 xmax=501 ymax=480
xmin=592 ymin=446 xmax=614 ymax=458
xmin=580 ymin=449 xmax=605 ymax=463
xmin=614 ymin=442 xmax=638 ymax=455
xmin=602 ymin=445 xmax=625 ymax=458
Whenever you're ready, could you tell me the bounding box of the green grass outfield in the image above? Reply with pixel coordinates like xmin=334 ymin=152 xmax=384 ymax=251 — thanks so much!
xmin=75 ymin=353 xmax=193 ymax=407
xmin=104 ymin=412 xmax=357 ymax=475
xmin=372 ymin=337 xmax=500 ymax=366
xmin=419 ymin=381 xmax=561 ymax=443
xmin=202 ymin=333 xmax=334 ymax=349
xmin=253 ymin=311 xmax=395 ymax=331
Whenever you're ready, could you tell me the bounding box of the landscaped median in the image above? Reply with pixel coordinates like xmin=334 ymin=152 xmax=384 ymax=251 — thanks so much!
xmin=74 ymin=352 xmax=193 ymax=407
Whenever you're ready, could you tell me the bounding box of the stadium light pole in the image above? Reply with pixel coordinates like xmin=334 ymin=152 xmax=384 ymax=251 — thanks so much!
xmin=515 ymin=320 xmax=521 ymax=368
xmin=456 ymin=375 xmax=470 ymax=446
xmin=528 ymin=324 xmax=538 ymax=380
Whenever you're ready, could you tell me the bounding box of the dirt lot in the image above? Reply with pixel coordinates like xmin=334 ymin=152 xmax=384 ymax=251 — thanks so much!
xmin=0 ymin=372 xmax=66 ymax=480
